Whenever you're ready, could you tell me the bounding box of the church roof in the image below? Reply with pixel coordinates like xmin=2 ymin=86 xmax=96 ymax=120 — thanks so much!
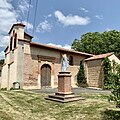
xmin=30 ymin=42 xmax=93 ymax=57
xmin=8 ymin=23 xmax=25 ymax=34
xmin=24 ymin=32 xmax=33 ymax=39
xmin=84 ymin=52 xmax=114 ymax=61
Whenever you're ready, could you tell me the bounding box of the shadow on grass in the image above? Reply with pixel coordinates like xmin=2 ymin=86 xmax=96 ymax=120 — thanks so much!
xmin=102 ymin=109 xmax=120 ymax=120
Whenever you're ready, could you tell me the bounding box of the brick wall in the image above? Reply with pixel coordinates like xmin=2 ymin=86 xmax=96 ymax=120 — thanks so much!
xmin=86 ymin=59 xmax=104 ymax=88
xmin=22 ymin=46 xmax=89 ymax=89
xmin=23 ymin=54 xmax=39 ymax=89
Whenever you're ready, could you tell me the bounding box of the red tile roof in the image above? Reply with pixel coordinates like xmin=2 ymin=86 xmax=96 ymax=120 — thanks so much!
xmin=30 ymin=42 xmax=94 ymax=57
xmin=84 ymin=52 xmax=114 ymax=61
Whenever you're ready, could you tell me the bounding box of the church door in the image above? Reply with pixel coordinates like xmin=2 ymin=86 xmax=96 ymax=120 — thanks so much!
xmin=41 ymin=64 xmax=51 ymax=88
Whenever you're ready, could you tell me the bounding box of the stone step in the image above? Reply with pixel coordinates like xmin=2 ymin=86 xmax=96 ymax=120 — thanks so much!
xmin=45 ymin=96 xmax=84 ymax=103
xmin=48 ymin=94 xmax=80 ymax=100
xmin=55 ymin=92 xmax=75 ymax=96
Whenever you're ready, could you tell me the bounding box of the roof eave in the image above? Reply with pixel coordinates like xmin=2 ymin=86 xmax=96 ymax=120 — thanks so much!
xmin=8 ymin=23 xmax=25 ymax=34
xmin=30 ymin=42 xmax=93 ymax=57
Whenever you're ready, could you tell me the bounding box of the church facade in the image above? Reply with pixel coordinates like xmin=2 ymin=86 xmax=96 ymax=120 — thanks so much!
xmin=1 ymin=23 xmax=93 ymax=89
xmin=1 ymin=23 xmax=120 ymax=90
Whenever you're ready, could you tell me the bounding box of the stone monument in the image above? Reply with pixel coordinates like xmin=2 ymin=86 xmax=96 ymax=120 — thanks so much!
xmin=46 ymin=54 xmax=84 ymax=103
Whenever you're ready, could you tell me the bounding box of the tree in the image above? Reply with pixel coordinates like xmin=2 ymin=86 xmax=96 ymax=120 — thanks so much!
xmin=77 ymin=62 xmax=87 ymax=87
xmin=109 ymin=64 xmax=120 ymax=108
xmin=72 ymin=30 xmax=120 ymax=58
xmin=103 ymin=57 xmax=112 ymax=89
xmin=0 ymin=59 xmax=4 ymax=65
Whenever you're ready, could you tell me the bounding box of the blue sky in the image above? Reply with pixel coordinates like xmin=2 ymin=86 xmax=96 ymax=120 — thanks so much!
xmin=0 ymin=0 xmax=120 ymax=58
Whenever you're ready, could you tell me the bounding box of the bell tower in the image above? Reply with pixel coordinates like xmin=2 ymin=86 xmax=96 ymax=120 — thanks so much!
xmin=8 ymin=23 xmax=25 ymax=51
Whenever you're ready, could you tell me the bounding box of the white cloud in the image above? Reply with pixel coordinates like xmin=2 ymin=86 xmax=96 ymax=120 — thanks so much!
xmin=0 ymin=51 xmax=5 ymax=59
xmin=54 ymin=10 xmax=90 ymax=26
xmin=0 ymin=0 xmax=34 ymax=50
xmin=0 ymin=35 xmax=9 ymax=48
xmin=47 ymin=43 xmax=71 ymax=50
xmin=79 ymin=7 xmax=89 ymax=13
xmin=36 ymin=20 xmax=52 ymax=33
xmin=106 ymin=28 xmax=113 ymax=31
xmin=17 ymin=0 xmax=30 ymax=17
xmin=0 ymin=0 xmax=17 ymax=33
xmin=22 ymin=21 xmax=33 ymax=30
xmin=48 ymin=14 xmax=52 ymax=17
xmin=95 ymin=15 xmax=103 ymax=20
xmin=0 ymin=0 xmax=13 ymax=9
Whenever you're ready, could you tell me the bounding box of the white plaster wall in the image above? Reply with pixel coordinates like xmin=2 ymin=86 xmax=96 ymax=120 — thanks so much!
xmin=108 ymin=54 xmax=120 ymax=64
xmin=9 ymin=63 xmax=16 ymax=88
xmin=17 ymin=41 xmax=24 ymax=87
xmin=1 ymin=65 xmax=8 ymax=88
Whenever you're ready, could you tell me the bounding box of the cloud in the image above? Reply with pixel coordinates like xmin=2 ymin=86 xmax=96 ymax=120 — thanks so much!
xmin=17 ymin=0 xmax=30 ymax=17
xmin=0 ymin=0 xmax=13 ymax=9
xmin=54 ymin=10 xmax=90 ymax=26
xmin=0 ymin=0 xmax=17 ymax=34
xmin=22 ymin=21 xmax=33 ymax=30
xmin=47 ymin=43 xmax=71 ymax=50
xmin=0 ymin=0 xmax=34 ymax=50
xmin=79 ymin=7 xmax=89 ymax=13
xmin=0 ymin=35 xmax=9 ymax=48
xmin=36 ymin=20 xmax=52 ymax=33
xmin=48 ymin=14 xmax=52 ymax=18
xmin=95 ymin=15 xmax=103 ymax=20
xmin=0 ymin=51 xmax=5 ymax=59
xmin=106 ymin=28 xmax=113 ymax=31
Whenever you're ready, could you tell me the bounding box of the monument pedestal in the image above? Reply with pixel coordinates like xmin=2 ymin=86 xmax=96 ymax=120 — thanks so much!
xmin=46 ymin=72 xmax=84 ymax=103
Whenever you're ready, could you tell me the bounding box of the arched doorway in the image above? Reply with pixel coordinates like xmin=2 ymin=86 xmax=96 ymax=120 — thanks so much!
xmin=41 ymin=64 xmax=51 ymax=88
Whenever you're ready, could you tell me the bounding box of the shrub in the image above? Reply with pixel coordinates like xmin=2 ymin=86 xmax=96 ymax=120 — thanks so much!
xmin=0 ymin=88 xmax=7 ymax=91
xmin=109 ymin=64 xmax=120 ymax=108
xmin=103 ymin=57 xmax=112 ymax=89
xmin=77 ymin=62 xmax=87 ymax=87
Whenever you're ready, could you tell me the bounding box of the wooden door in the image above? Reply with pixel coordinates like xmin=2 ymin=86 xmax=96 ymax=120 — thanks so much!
xmin=41 ymin=64 xmax=51 ymax=88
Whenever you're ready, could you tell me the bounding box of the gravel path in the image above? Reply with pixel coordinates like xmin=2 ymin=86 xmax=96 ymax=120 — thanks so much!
xmin=28 ymin=87 xmax=111 ymax=94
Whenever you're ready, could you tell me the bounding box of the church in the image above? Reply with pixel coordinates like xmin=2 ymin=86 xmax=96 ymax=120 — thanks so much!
xmin=1 ymin=23 xmax=120 ymax=89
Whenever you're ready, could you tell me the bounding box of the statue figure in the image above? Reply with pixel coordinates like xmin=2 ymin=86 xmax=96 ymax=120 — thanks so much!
xmin=61 ymin=54 xmax=69 ymax=72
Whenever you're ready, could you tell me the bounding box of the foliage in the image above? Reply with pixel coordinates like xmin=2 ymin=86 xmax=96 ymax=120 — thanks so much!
xmin=103 ymin=58 xmax=112 ymax=89
xmin=109 ymin=64 xmax=120 ymax=108
xmin=77 ymin=62 xmax=87 ymax=87
xmin=0 ymin=59 xmax=4 ymax=65
xmin=72 ymin=30 xmax=120 ymax=58
xmin=103 ymin=58 xmax=120 ymax=107
xmin=0 ymin=88 xmax=7 ymax=91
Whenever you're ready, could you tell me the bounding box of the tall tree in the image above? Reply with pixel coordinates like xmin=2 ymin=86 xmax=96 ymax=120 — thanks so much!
xmin=72 ymin=30 xmax=120 ymax=58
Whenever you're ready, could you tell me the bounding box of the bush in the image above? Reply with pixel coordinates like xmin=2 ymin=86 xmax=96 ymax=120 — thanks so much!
xmin=77 ymin=62 xmax=87 ymax=87
xmin=109 ymin=64 xmax=120 ymax=108
xmin=103 ymin=57 xmax=112 ymax=89
xmin=0 ymin=88 xmax=7 ymax=91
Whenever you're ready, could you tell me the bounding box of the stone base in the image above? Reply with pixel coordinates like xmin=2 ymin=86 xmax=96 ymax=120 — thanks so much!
xmin=45 ymin=92 xmax=84 ymax=103
xmin=46 ymin=71 xmax=84 ymax=103
xmin=58 ymin=71 xmax=72 ymax=93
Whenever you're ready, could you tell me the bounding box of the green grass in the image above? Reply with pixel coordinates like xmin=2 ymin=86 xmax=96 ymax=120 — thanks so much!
xmin=0 ymin=90 xmax=120 ymax=120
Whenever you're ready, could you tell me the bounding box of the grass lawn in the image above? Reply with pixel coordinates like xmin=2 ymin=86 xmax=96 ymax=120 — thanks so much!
xmin=0 ymin=90 xmax=120 ymax=120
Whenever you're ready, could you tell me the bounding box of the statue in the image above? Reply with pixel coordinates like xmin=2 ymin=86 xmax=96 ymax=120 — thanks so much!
xmin=61 ymin=54 xmax=69 ymax=72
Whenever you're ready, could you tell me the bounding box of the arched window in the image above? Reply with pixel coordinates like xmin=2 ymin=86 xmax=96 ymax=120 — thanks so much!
xmin=14 ymin=33 xmax=17 ymax=48
xmin=13 ymin=30 xmax=15 ymax=36
xmin=69 ymin=56 xmax=73 ymax=65
xmin=10 ymin=37 xmax=13 ymax=51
